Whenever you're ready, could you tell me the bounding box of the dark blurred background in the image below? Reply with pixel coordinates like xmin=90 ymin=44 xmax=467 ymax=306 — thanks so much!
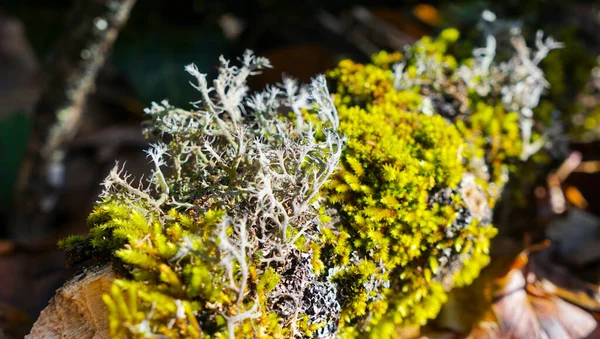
xmin=1 ymin=0 xmax=600 ymax=337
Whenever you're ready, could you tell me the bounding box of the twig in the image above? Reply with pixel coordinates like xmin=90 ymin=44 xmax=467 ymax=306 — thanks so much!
xmin=9 ymin=0 xmax=137 ymax=242
xmin=316 ymin=7 xmax=415 ymax=57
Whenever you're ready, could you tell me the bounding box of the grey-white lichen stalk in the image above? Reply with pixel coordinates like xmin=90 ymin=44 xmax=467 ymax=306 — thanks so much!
xmin=97 ymin=50 xmax=344 ymax=337
xmin=392 ymin=10 xmax=563 ymax=162
xmin=458 ymin=11 xmax=564 ymax=160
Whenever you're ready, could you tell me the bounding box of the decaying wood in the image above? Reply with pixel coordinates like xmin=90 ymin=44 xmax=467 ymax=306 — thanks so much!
xmin=26 ymin=265 xmax=114 ymax=339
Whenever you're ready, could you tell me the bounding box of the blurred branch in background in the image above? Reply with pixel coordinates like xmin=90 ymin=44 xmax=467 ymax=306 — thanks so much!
xmin=317 ymin=6 xmax=416 ymax=57
xmin=9 ymin=0 xmax=137 ymax=243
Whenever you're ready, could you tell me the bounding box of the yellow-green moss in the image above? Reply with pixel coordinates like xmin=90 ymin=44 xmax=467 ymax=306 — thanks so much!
xmin=80 ymin=202 xmax=287 ymax=338
xmin=321 ymin=29 xmax=523 ymax=334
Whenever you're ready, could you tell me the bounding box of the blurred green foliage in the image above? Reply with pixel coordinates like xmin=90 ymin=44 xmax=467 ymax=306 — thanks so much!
xmin=0 ymin=111 xmax=30 ymax=208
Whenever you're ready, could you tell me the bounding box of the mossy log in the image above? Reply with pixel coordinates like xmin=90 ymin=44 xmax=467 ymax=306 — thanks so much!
xmin=28 ymin=19 xmax=563 ymax=338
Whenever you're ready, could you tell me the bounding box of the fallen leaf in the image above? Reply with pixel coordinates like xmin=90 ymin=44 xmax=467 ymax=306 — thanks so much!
xmin=412 ymin=4 xmax=441 ymax=26
xmin=540 ymin=279 xmax=600 ymax=313
xmin=434 ymin=240 xmax=597 ymax=339
xmin=565 ymin=186 xmax=588 ymax=210
xmin=492 ymin=268 xmax=546 ymax=338
xmin=528 ymin=288 xmax=596 ymax=338
xmin=530 ymin=249 xmax=600 ymax=312
xmin=491 ymin=253 xmax=597 ymax=338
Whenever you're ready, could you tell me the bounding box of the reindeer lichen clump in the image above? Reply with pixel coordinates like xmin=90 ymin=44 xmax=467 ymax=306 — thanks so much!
xmin=62 ymin=51 xmax=345 ymax=338
xmin=60 ymin=12 xmax=560 ymax=339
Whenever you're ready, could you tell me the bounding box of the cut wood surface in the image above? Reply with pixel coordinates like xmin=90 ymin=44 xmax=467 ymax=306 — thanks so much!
xmin=26 ymin=265 xmax=114 ymax=339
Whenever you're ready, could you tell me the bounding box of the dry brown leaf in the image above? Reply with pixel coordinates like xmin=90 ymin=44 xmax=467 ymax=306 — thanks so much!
xmin=492 ymin=268 xmax=546 ymax=338
xmin=412 ymin=4 xmax=441 ymax=26
xmin=491 ymin=253 xmax=597 ymax=338
xmin=540 ymin=279 xmax=600 ymax=313
xmin=528 ymin=290 xmax=596 ymax=338
xmin=530 ymin=249 xmax=600 ymax=312
xmin=434 ymin=240 xmax=597 ymax=339
xmin=565 ymin=186 xmax=588 ymax=210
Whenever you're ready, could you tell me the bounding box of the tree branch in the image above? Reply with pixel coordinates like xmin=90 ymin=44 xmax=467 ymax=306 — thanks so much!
xmin=9 ymin=0 xmax=137 ymax=242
